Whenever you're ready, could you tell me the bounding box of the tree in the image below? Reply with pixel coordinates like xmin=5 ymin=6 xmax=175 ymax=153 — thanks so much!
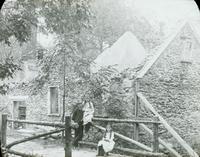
xmin=0 ymin=0 xmax=38 ymax=45
xmin=0 ymin=0 xmax=94 ymax=94
xmin=0 ymin=0 xmax=40 ymax=94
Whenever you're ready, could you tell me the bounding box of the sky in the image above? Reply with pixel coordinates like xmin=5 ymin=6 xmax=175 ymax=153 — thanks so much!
xmin=134 ymin=0 xmax=199 ymax=20
xmin=37 ymin=0 xmax=200 ymax=48
xmin=133 ymin=0 xmax=200 ymax=34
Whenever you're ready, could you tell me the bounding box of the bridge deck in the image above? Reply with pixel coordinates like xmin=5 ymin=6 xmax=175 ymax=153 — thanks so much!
xmin=7 ymin=135 xmax=131 ymax=157
xmin=7 ymin=129 xmax=165 ymax=157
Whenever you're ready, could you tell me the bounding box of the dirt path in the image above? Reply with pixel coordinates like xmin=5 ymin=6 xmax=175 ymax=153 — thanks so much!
xmin=7 ymin=136 xmax=97 ymax=157
xmin=6 ymin=129 xmax=130 ymax=157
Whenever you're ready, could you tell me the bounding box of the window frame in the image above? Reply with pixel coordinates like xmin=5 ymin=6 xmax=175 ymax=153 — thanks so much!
xmin=181 ymin=37 xmax=193 ymax=64
xmin=47 ymin=86 xmax=60 ymax=116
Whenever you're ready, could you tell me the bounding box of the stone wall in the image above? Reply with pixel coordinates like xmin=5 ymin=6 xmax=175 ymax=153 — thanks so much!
xmin=7 ymin=71 xmax=63 ymax=122
xmin=140 ymin=24 xmax=200 ymax=151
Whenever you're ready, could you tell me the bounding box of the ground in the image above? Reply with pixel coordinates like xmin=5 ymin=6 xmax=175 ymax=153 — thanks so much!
xmin=8 ymin=137 xmax=96 ymax=157
xmin=6 ymin=127 xmax=96 ymax=157
xmin=6 ymin=128 xmax=129 ymax=157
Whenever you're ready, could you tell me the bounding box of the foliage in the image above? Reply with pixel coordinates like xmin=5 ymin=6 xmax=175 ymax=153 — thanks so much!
xmin=0 ymin=0 xmax=160 ymax=120
xmin=0 ymin=57 xmax=21 ymax=80
xmin=0 ymin=0 xmax=38 ymax=45
xmin=0 ymin=56 xmax=21 ymax=94
xmin=28 ymin=0 xmax=97 ymax=96
xmin=40 ymin=0 xmax=92 ymax=35
xmin=0 ymin=0 xmax=39 ymax=94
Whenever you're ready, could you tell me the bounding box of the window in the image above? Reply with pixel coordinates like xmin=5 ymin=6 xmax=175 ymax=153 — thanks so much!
xmin=12 ymin=101 xmax=26 ymax=128
xmin=49 ymin=87 xmax=59 ymax=114
xmin=18 ymin=106 xmax=26 ymax=120
xmin=181 ymin=38 xmax=193 ymax=63
xmin=18 ymin=106 xmax=26 ymax=128
xmin=13 ymin=101 xmax=26 ymax=119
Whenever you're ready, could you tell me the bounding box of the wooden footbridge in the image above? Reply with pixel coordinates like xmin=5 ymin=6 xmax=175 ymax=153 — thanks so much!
xmin=0 ymin=92 xmax=198 ymax=157
xmin=1 ymin=114 xmax=164 ymax=157
xmin=0 ymin=78 xmax=199 ymax=157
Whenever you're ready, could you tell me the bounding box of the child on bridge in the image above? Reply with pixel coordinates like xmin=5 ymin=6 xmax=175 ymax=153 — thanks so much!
xmin=97 ymin=123 xmax=115 ymax=156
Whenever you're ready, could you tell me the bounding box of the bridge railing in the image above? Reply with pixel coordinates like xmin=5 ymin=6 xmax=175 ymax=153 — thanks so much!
xmin=1 ymin=113 xmax=167 ymax=157
xmin=90 ymin=116 xmax=160 ymax=153
xmin=0 ymin=114 xmax=74 ymax=157
xmin=137 ymin=92 xmax=199 ymax=157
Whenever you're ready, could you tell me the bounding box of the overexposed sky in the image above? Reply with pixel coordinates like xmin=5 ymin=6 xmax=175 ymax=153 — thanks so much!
xmin=134 ymin=0 xmax=200 ymax=33
xmin=38 ymin=0 xmax=200 ymax=47
xmin=135 ymin=0 xmax=199 ymax=20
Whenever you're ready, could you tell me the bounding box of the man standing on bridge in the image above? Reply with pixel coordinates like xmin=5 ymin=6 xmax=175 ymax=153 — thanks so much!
xmin=72 ymin=94 xmax=94 ymax=148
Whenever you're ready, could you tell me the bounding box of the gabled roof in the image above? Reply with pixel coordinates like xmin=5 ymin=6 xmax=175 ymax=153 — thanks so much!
xmin=91 ymin=31 xmax=147 ymax=73
xmin=136 ymin=21 xmax=200 ymax=79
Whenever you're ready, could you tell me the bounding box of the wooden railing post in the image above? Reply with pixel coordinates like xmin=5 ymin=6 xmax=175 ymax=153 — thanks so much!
xmin=1 ymin=114 xmax=7 ymax=147
xmin=153 ymin=116 xmax=159 ymax=152
xmin=134 ymin=79 xmax=140 ymax=141
xmin=65 ymin=116 xmax=72 ymax=157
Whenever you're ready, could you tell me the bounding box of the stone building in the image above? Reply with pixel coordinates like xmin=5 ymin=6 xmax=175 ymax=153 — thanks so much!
xmin=3 ymin=21 xmax=200 ymax=153
xmin=1 ymin=31 xmax=146 ymax=124
xmin=136 ymin=21 xmax=200 ymax=150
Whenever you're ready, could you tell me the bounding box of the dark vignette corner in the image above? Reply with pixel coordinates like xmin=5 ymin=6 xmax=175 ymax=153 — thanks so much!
xmin=0 ymin=0 xmax=6 ymax=11
xmin=194 ymin=0 xmax=200 ymax=11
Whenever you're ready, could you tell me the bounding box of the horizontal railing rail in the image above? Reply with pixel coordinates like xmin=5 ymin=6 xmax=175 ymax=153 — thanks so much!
xmin=92 ymin=117 xmax=161 ymax=124
xmin=6 ymin=128 xmax=64 ymax=149
xmin=7 ymin=119 xmax=64 ymax=128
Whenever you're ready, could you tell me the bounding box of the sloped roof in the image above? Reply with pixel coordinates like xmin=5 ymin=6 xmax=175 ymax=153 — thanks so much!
xmin=91 ymin=31 xmax=147 ymax=73
xmin=136 ymin=21 xmax=200 ymax=79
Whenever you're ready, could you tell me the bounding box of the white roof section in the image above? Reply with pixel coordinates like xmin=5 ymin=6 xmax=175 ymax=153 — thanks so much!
xmin=91 ymin=31 xmax=147 ymax=73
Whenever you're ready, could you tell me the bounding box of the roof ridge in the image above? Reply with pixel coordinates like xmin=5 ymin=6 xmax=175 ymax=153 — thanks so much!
xmin=91 ymin=31 xmax=146 ymax=73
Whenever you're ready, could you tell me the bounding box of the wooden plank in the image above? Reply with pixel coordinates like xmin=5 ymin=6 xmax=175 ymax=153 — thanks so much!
xmin=92 ymin=117 xmax=160 ymax=124
xmin=0 ymin=113 xmax=2 ymax=137
xmin=7 ymin=119 xmax=64 ymax=127
xmin=78 ymin=141 xmax=166 ymax=157
xmin=116 ymin=147 xmax=166 ymax=157
xmin=7 ymin=119 xmax=78 ymax=129
xmin=6 ymin=128 xmax=64 ymax=149
xmin=134 ymin=80 xmax=140 ymax=117
xmin=140 ymin=124 xmax=182 ymax=157
xmin=137 ymin=92 xmax=199 ymax=157
xmin=153 ymin=117 xmax=159 ymax=152
xmin=93 ymin=124 xmax=153 ymax=152
xmin=134 ymin=79 xmax=140 ymax=141
xmin=134 ymin=123 xmax=139 ymax=141
xmin=65 ymin=116 xmax=72 ymax=157
xmin=7 ymin=149 xmax=39 ymax=157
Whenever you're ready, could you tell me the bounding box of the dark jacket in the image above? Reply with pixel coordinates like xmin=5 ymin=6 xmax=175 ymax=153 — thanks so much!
xmin=72 ymin=108 xmax=84 ymax=124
